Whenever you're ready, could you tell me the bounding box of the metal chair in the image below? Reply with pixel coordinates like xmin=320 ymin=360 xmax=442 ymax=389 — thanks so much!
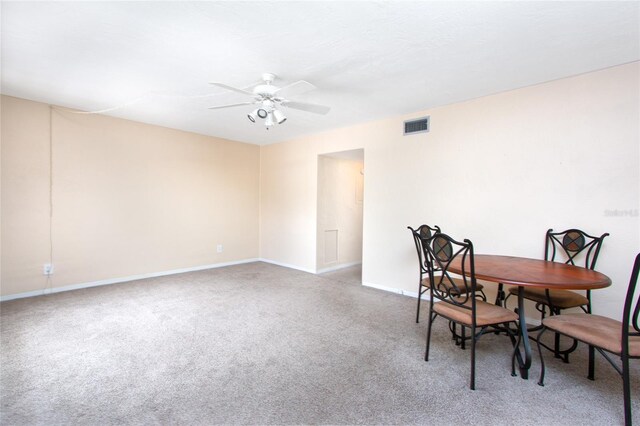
xmin=408 ymin=224 xmax=441 ymax=323
xmin=536 ymin=252 xmax=640 ymax=426
xmin=422 ymin=232 xmax=518 ymax=390
xmin=409 ymin=225 xmax=487 ymax=323
xmin=504 ymin=228 xmax=609 ymax=360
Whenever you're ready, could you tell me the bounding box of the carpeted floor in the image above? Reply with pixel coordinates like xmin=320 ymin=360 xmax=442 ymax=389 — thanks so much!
xmin=1 ymin=262 xmax=638 ymax=425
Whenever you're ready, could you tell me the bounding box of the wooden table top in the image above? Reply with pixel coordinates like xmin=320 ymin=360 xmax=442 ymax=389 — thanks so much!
xmin=449 ymin=254 xmax=611 ymax=290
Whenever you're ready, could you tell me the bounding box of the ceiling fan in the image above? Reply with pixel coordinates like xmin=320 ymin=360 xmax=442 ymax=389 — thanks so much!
xmin=208 ymin=73 xmax=330 ymax=128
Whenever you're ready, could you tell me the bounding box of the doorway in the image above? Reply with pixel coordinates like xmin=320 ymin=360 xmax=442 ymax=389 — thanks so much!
xmin=316 ymin=149 xmax=364 ymax=282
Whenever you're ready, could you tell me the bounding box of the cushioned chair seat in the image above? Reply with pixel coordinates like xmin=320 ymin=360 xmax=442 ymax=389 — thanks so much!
xmin=422 ymin=277 xmax=484 ymax=294
xmin=433 ymin=299 xmax=518 ymax=327
xmin=543 ymin=313 xmax=640 ymax=357
xmin=507 ymin=286 xmax=588 ymax=309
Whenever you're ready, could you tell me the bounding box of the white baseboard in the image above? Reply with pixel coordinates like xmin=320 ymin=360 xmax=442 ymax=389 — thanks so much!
xmin=316 ymin=261 xmax=362 ymax=274
xmin=400 ymin=289 xmax=423 ymax=299
xmin=362 ymin=281 xmax=402 ymax=294
xmin=257 ymin=258 xmax=316 ymax=274
xmin=362 ymin=281 xmax=427 ymax=298
xmin=525 ymin=317 xmax=542 ymax=326
xmin=0 ymin=258 xmax=260 ymax=302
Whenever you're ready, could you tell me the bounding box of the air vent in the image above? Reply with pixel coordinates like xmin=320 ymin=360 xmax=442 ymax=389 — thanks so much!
xmin=404 ymin=116 xmax=430 ymax=135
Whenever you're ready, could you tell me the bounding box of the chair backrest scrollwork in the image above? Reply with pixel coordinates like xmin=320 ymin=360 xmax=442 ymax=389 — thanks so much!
xmin=408 ymin=224 xmax=441 ymax=276
xmin=545 ymin=228 xmax=609 ymax=270
xmin=422 ymin=232 xmax=476 ymax=311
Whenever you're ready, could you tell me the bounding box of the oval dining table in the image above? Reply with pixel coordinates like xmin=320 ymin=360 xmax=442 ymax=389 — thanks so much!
xmin=449 ymin=254 xmax=612 ymax=379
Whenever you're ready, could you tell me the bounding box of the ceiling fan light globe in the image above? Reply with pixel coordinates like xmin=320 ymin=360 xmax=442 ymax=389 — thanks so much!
xmin=247 ymin=109 xmax=260 ymax=123
xmin=257 ymin=108 xmax=268 ymax=119
xmin=273 ymin=109 xmax=287 ymax=124
xmin=265 ymin=112 xmax=275 ymax=127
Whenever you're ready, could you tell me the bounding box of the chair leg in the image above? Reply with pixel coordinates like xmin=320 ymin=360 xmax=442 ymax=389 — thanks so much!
xmin=544 ymin=306 xmax=570 ymax=363
xmin=494 ymin=283 xmax=505 ymax=306
xmin=493 ymin=286 xmax=507 ymax=335
xmin=461 ymin=326 xmax=466 ymax=350
xmin=554 ymin=332 xmax=563 ymax=361
xmin=588 ymin=345 xmax=595 ymax=380
xmin=507 ymin=322 xmax=519 ymax=377
xmin=425 ymin=311 xmax=435 ymax=361
xmin=416 ymin=287 xmax=422 ymax=323
xmin=622 ymin=354 xmax=631 ymax=426
xmin=470 ymin=325 xmax=476 ymax=390
xmin=563 ymin=346 xmax=571 ymax=363
xmin=537 ymin=327 xmax=547 ymax=386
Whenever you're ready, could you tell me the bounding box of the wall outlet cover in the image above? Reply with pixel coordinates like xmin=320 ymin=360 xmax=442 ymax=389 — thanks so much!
xmin=43 ymin=263 xmax=54 ymax=275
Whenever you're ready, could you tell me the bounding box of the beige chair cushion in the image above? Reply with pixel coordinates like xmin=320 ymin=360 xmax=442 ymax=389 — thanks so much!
xmin=507 ymin=286 xmax=588 ymax=309
xmin=422 ymin=277 xmax=484 ymax=294
xmin=543 ymin=313 xmax=640 ymax=357
xmin=433 ymin=299 xmax=518 ymax=327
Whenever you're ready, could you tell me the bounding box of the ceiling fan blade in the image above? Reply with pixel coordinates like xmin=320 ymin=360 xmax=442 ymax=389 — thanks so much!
xmin=273 ymin=80 xmax=316 ymax=98
xmin=208 ymin=102 xmax=255 ymax=110
xmin=209 ymin=82 xmax=256 ymax=97
xmin=282 ymin=101 xmax=330 ymax=115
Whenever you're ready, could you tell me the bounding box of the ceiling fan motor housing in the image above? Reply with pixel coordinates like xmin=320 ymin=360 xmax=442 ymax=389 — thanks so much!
xmin=253 ymin=84 xmax=278 ymax=97
xmin=253 ymin=73 xmax=279 ymax=97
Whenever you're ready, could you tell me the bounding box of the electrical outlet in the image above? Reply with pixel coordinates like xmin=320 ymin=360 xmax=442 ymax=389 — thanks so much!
xmin=216 ymin=244 xmax=223 ymax=253
xmin=43 ymin=263 xmax=54 ymax=275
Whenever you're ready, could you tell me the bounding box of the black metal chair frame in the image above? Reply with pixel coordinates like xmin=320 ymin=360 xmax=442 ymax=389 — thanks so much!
xmin=504 ymin=228 xmax=609 ymax=361
xmin=408 ymin=224 xmax=441 ymax=323
xmin=543 ymin=228 xmax=609 ymax=313
xmin=536 ymin=253 xmax=640 ymax=426
xmin=410 ymin=225 xmax=488 ymax=348
xmin=422 ymin=232 xmax=518 ymax=390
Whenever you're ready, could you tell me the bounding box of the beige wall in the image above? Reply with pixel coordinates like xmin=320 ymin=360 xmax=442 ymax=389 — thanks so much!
xmin=1 ymin=96 xmax=260 ymax=297
xmin=316 ymin=154 xmax=364 ymax=271
xmin=259 ymin=139 xmax=319 ymax=272
xmin=2 ymin=62 xmax=638 ymax=320
xmin=1 ymin=97 xmax=52 ymax=296
xmin=260 ymin=62 xmax=640 ymax=320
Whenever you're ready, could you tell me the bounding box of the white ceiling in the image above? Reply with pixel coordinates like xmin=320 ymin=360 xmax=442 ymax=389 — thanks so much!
xmin=1 ymin=1 xmax=638 ymax=145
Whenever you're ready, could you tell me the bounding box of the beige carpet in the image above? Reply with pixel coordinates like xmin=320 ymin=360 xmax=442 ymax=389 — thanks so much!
xmin=1 ymin=262 xmax=638 ymax=425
